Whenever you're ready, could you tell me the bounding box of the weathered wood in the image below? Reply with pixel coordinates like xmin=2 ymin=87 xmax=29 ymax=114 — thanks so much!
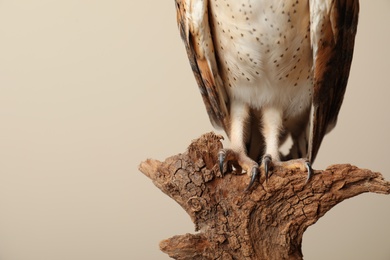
xmin=139 ymin=132 xmax=390 ymax=260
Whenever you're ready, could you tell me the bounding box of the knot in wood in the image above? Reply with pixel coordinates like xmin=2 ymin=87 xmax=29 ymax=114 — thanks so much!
xmin=187 ymin=196 xmax=207 ymax=212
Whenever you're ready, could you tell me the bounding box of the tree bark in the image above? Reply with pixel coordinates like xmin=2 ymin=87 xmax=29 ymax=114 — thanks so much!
xmin=139 ymin=132 xmax=390 ymax=260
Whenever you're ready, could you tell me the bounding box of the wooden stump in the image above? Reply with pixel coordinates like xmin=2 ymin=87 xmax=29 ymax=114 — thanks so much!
xmin=139 ymin=132 xmax=390 ymax=260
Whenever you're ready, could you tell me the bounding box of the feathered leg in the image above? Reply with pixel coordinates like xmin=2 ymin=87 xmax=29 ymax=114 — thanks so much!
xmin=261 ymin=107 xmax=312 ymax=183
xmin=218 ymin=101 xmax=259 ymax=189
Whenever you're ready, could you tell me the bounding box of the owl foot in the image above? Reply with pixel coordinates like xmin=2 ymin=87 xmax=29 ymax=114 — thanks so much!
xmin=218 ymin=149 xmax=259 ymax=191
xmin=263 ymin=156 xmax=313 ymax=184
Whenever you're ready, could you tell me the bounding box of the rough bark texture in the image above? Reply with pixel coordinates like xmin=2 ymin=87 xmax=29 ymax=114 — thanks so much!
xmin=139 ymin=132 xmax=390 ymax=260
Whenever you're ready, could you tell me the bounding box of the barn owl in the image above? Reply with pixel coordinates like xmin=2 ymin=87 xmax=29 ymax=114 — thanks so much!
xmin=175 ymin=0 xmax=359 ymax=189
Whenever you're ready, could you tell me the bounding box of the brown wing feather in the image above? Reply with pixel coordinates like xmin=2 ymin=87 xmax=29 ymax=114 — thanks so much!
xmin=175 ymin=0 xmax=230 ymax=132
xmin=309 ymin=0 xmax=359 ymax=162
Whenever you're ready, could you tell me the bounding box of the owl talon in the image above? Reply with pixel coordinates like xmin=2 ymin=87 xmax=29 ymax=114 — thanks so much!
xmin=305 ymin=161 xmax=313 ymax=184
xmin=218 ymin=148 xmax=260 ymax=190
xmin=263 ymin=154 xmax=272 ymax=182
xmin=218 ymin=150 xmax=226 ymax=174
xmin=245 ymin=167 xmax=259 ymax=191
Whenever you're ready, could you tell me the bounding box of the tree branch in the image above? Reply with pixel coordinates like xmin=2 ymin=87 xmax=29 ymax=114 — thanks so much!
xmin=139 ymin=132 xmax=390 ymax=260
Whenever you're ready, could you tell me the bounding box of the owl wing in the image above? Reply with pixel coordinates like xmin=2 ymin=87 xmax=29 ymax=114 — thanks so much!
xmin=308 ymin=0 xmax=359 ymax=162
xmin=175 ymin=0 xmax=230 ymax=133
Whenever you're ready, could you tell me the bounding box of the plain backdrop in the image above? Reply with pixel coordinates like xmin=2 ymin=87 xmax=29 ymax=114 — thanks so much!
xmin=0 ymin=1 xmax=389 ymax=259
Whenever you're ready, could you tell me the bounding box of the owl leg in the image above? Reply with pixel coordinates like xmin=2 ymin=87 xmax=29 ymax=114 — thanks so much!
xmin=218 ymin=101 xmax=260 ymax=189
xmin=261 ymin=107 xmax=283 ymax=181
xmin=261 ymin=107 xmax=313 ymax=182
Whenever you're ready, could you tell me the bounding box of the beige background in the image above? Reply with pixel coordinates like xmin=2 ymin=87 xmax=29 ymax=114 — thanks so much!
xmin=0 ymin=0 xmax=389 ymax=259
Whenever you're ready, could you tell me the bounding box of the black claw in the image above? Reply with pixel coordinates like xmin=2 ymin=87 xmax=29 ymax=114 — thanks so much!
xmin=305 ymin=161 xmax=313 ymax=184
xmin=245 ymin=167 xmax=259 ymax=192
xmin=263 ymin=155 xmax=272 ymax=182
xmin=218 ymin=151 xmax=225 ymax=174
